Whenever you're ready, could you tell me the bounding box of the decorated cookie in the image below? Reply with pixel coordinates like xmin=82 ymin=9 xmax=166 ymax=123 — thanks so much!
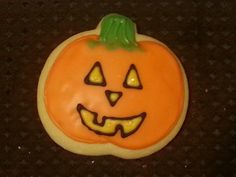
xmin=37 ymin=14 xmax=188 ymax=159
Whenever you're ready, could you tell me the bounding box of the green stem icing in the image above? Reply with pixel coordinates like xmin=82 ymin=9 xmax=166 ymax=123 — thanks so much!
xmin=90 ymin=14 xmax=138 ymax=50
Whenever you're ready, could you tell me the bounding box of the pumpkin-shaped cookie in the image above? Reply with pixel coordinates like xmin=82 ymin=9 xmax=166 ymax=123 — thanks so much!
xmin=37 ymin=14 xmax=188 ymax=159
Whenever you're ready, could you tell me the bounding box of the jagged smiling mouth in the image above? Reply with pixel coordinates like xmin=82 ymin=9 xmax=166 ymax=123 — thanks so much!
xmin=77 ymin=104 xmax=146 ymax=138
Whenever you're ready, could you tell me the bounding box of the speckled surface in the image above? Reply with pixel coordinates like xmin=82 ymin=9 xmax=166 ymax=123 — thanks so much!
xmin=1 ymin=0 xmax=236 ymax=176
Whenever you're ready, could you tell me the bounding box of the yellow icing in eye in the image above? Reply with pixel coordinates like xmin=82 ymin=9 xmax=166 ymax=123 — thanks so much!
xmin=126 ymin=69 xmax=141 ymax=87
xmin=84 ymin=62 xmax=106 ymax=86
xmin=80 ymin=108 xmax=143 ymax=136
xmin=88 ymin=66 xmax=104 ymax=84
xmin=109 ymin=93 xmax=120 ymax=102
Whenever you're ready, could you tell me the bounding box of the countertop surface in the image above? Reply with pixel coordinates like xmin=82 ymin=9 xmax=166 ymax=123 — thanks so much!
xmin=1 ymin=0 xmax=235 ymax=176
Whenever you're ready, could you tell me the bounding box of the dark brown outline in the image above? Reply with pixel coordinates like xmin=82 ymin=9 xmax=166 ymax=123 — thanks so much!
xmin=77 ymin=104 xmax=146 ymax=138
xmin=105 ymin=90 xmax=123 ymax=107
xmin=123 ymin=64 xmax=143 ymax=89
xmin=84 ymin=61 xmax=107 ymax=86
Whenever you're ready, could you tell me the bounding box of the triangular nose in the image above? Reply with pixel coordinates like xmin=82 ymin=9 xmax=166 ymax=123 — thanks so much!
xmin=105 ymin=90 xmax=122 ymax=107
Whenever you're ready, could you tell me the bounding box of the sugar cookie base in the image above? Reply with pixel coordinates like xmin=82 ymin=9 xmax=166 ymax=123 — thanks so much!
xmin=37 ymin=27 xmax=189 ymax=159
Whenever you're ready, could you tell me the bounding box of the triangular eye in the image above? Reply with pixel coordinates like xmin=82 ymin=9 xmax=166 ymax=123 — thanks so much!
xmin=123 ymin=64 xmax=143 ymax=89
xmin=84 ymin=62 xmax=106 ymax=86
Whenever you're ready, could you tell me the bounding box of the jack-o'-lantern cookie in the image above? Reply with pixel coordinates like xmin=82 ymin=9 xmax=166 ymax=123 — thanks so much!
xmin=37 ymin=14 xmax=188 ymax=159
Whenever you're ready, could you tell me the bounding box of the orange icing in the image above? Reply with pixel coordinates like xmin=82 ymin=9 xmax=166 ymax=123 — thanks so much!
xmin=44 ymin=35 xmax=185 ymax=149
